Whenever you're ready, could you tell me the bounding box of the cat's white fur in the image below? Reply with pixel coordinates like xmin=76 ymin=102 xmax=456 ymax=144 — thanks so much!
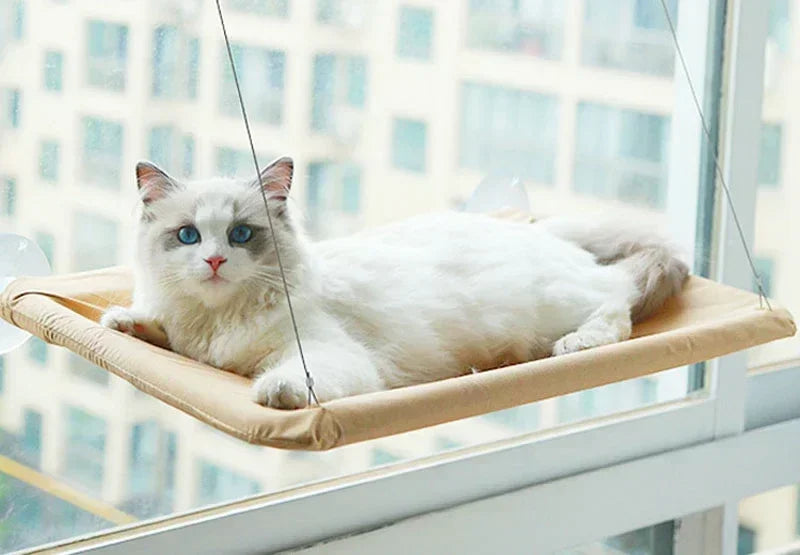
xmin=101 ymin=158 xmax=688 ymax=409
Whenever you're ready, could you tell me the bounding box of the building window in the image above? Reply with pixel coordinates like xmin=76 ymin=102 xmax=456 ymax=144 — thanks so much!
xmin=215 ymin=147 xmax=271 ymax=179
xmin=69 ymin=352 xmax=109 ymax=386
xmin=311 ymin=54 xmax=368 ymax=134
xmin=397 ymin=6 xmax=434 ymax=60
xmin=35 ymin=231 xmax=55 ymax=268
xmin=220 ymin=44 xmax=285 ymax=125
xmin=768 ymin=0 xmax=790 ymax=53
xmin=370 ymin=448 xmax=401 ymax=467
xmin=758 ymin=123 xmax=782 ymax=188
xmin=28 ymin=337 xmax=48 ymax=365
xmin=1 ymin=177 xmax=15 ymax=217
xmin=126 ymin=422 xmax=177 ymax=517
xmin=460 ymin=82 xmax=558 ymax=184
xmin=21 ymin=409 xmax=43 ymax=469
xmin=72 ymin=211 xmax=117 ymax=272
xmin=482 ymin=404 xmax=539 ymax=431
xmin=64 ymin=406 xmax=107 ymax=492
xmin=582 ymin=0 xmax=678 ymax=76
xmin=86 ymin=20 xmax=128 ymax=91
xmin=39 ymin=140 xmax=60 ymax=182
xmin=306 ymin=161 xmax=362 ymax=237
xmin=573 ymin=102 xmax=670 ymax=209
xmin=229 ymin=0 xmax=289 ymax=17
xmin=738 ymin=525 xmax=756 ymax=555
xmin=43 ymin=50 xmax=64 ymax=91
xmin=196 ymin=460 xmax=260 ymax=506
xmin=153 ymin=26 xmax=200 ymax=100
xmin=148 ymin=125 xmax=175 ymax=172
xmin=182 ymin=135 xmax=195 ymax=177
xmin=3 ymin=88 xmax=20 ymax=128
xmin=753 ymin=257 xmax=774 ymax=297
xmin=81 ymin=116 xmax=123 ymax=188
xmin=316 ymin=0 xmax=366 ymax=26
xmin=466 ymin=0 xmax=564 ymax=59
xmin=392 ymin=118 xmax=427 ymax=173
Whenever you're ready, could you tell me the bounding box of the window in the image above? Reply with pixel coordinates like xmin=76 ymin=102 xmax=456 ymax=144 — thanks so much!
xmin=3 ymin=88 xmax=20 ymax=128
xmin=35 ymin=231 xmax=55 ymax=268
xmin=370 ymin=448 xmax=402 ymax=467
xmin=753 ymin=257 xmax=774 ymax=297
xmin=126 ymin=422 xmax=177 ymax=518
xmin=229 ymin=0 xmax=289 ymax=17
xmin=396 ymin=6 xmax=433 ymax=60
xmin=27 ymin=337 xmax=48 ymax=365
xmin=196 ymin=461 xmax=259 ymax=507
xmin=72 ymin=211 xmax=117 ymax=271
xmin=220 ymin=44 xmax=285 ymax=124
xmin=306 ymin=161 xmax=362 ymax=237
xmin=316 ymin=0 xmax=366 ymax=27
xmin=43 ymin=50 xmax=64 ymax=91
xmin=152 ymin=26 xmax=199 ymax=100
xmin=582 ymin=0 xmax=678 ymax=76
xmin=1 ymin=176 xmax=15 ymax=216
xmin=768 ymin=0 xmax=790 ymax=53
xmin=182 ymin=135 xmax=195 ymax=177
xmin=215 ymin=147 xmax=271 ymax=179
xmin=758 ymin=123 xmax=782 ymax=187
xmin=466 ymin=0 xmax=564 ymax=59
xmin=39 ymin=140 xmax=59 ymax=182
xmin=311 ymin=54 xmax=368 ymax=134
xmin=573 ymin=102 xmax=670 ymax=209
xmin=392 ymin=118 xmax=427 ymax=173
xmin=21 ymin=409 xmax=43 ymax=468
xmin=460 ymin=82 xmax=558 ymax=183
xmin=148 ymin=125 xmax=175 ymax=170
xmin=81 ymin=116 xmax=123 ymax=188
xmin=64 ymin=406 xmax=107 ymax=492
xmin=86 ymin=20 xmax=128 ymax=91
xmin=739 ymin=483 xmax=800 ymax=553
xmin=0 ymin=0 xmax=24 ymax=42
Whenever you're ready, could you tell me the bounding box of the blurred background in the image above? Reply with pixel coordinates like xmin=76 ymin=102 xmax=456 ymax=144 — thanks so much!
xmin=0 ymin=0 xmax=797 ymax=552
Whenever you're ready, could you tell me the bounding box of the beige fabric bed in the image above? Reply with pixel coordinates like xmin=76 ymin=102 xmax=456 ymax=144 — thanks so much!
xmin=0 ymin=267 xmax=794 ymax=450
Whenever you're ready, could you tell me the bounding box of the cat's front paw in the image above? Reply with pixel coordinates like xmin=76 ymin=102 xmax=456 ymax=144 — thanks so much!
xmin=252 ymin=372 xmax=308 ymax=410
xmin=101 ymin=306 xmax=137 ymax=334
xmin=100 ymin=306 xmax=170 ymax=348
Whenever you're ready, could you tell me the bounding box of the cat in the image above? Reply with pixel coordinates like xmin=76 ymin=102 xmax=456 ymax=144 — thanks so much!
xmin=101 ymin=157 xmax=688 ymax=409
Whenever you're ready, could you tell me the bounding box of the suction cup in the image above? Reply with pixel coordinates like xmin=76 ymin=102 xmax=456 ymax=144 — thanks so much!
xmin=0 ymin=233 xmax=51 ymax=355
xmin=462 ymin=175 xmax=530 ymax=214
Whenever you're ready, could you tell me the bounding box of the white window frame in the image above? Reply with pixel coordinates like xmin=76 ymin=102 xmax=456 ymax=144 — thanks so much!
xmin=45 ymin=1 xmax=800 ymax=553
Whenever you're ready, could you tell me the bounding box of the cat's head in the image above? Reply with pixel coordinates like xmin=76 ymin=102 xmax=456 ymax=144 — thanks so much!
xmin=134 ymin=157 xmax=305 ymax=306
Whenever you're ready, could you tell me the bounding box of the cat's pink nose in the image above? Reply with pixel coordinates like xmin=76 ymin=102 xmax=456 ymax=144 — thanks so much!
xmin=205 ymin=256 xmax=227 ymax=273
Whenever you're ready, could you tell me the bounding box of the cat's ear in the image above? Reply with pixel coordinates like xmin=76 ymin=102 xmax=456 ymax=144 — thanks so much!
xmin=136 ymin=161 xmax=179 ymax=205
xmin=256 ymin=156 xmax=293 ymax=201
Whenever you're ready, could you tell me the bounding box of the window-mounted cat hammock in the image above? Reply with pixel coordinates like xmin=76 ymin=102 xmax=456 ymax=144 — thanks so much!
xmin=0 ymin=0 xmax=796 ymax=451
xmin=0 ymin=268 xmax=794 ymax=450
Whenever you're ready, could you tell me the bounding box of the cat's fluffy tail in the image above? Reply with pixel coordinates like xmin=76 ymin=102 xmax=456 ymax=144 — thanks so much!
xmin=538 ymin=216 xmax=689 ymax=323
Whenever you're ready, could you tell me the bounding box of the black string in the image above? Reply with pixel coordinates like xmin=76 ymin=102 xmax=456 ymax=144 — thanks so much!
xmin=215 ymin=0 xmax=319 ymax=405
xmin=658 ymin=0 xmax=772 ymax=310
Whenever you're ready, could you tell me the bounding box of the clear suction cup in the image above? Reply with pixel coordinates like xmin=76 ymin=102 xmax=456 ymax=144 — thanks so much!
xmin=462 ymin=175 xmax=530 ymax=214
xmin=0 ymin=233 xmax=51 ymax=355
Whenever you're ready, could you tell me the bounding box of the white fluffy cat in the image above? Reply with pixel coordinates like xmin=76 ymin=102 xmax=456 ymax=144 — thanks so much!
xmin=101 ymin=157 xmax=688 ymax=409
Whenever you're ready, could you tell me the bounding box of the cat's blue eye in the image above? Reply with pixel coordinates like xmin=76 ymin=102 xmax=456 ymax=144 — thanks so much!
xmin=229 ymin=224 xmax=253 ymax=244
xmin=177 ymin=225 xmax=200 ymax=245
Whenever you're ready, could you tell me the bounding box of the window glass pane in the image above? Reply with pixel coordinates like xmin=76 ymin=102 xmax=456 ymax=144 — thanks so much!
xmin=43 ymin=50 xmax=63 ymax=91
xmin=0 ymin=1 xmax=714 ymax=549
xmin=750 ymin=0 xmax=797 ymax=370
xmin=738 ymin=483 xmax=800 ymax=554
xmin=397 ymin=5 xmax=434 ymax=60
xmin=392 ymin=118 xmax=427 ymax=172
xmin=38 ymin=140 xmax=59 ymax=182
xmin=86 ymin=20 xmax=128 ymax=91
xmin=466 ymin=0 xmax=565 ymax=59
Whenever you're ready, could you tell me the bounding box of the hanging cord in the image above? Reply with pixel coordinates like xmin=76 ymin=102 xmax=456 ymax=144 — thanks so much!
xmin=214 ymin=0 xmax=319 ymax=405
xmin=658 ymin=0 xmax=772 ymax=310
